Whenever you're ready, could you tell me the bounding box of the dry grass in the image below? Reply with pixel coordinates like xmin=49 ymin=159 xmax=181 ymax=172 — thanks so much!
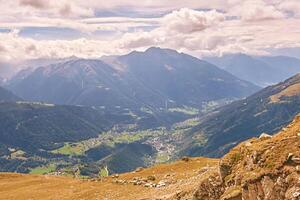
xmin=223 ymin=114 xmax=300 ymax=184
xmin=269 ymin=83 xmax=300 ymax=103
xmin=0 ymin=157 xmax=218 ymax=200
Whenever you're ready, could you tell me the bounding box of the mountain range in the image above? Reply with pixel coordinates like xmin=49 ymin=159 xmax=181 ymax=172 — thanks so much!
xmin=205 ymin=54 xmax=300 ymax=87
xmin=1 ymin=47 xmax=300 ymax=178
xmin=7 ymin=48 xmax=259 ymax=110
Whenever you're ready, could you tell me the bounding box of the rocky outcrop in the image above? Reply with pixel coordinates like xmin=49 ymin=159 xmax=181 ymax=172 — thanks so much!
xmin=193 ymin=114 xmax=300 ymax=200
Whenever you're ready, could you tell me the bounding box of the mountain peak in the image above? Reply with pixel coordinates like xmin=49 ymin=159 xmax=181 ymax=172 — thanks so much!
xmin=144 ymin=46 xmax=180 ymax=55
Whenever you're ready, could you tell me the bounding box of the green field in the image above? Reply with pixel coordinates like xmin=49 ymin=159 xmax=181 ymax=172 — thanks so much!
xmin=51 ymin=143 xmax=85 ymax=156
xmin=30 ymin=164 xmax=56 ymax=175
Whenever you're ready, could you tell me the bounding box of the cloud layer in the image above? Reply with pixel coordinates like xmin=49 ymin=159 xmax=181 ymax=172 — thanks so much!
xmin=0 ymin=0 xmax=300 ymax=62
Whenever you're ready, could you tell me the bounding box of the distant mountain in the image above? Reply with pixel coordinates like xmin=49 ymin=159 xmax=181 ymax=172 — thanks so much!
xmin=205 ymin=54 xmax=300 ymax=87
xmin=0 ymin=57 xmax=77 ymax=80
xmin=8 ymin=48 xmax=259 ymax=110
xmin=0 ymin=86 xmax=21 ymax=102
xmin=180 ymin=73 xmax=300 ymax=157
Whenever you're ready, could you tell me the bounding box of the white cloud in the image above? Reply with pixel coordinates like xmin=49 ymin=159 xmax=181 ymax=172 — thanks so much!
xmin=0 ymin=1 xmax=300 ymax=64
xmin=162 ymin=8 xmax=225 ymax=33
xmin=278 ymin=0 xmax=300 ymax=17
xmin=230 ymin=0 xmax=285 ymax=21
xmin=18 ymin=0 xmax=94 ymax=17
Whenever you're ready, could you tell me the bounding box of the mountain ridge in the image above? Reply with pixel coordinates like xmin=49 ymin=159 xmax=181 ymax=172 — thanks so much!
xmin=205 ymin=54 xmax=300 ymax=86
xmin=7 ymin=47 xmax=259 ymax=110
xmin=179 ymin=73 xmax=300 ymax=157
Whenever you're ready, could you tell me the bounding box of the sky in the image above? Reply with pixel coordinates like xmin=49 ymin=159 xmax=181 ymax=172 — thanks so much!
xmin=0 ymin=0 xmax=300 ymax=62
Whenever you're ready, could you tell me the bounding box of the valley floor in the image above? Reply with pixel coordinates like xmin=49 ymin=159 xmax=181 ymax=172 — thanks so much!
xmin=0 ymin=157 xmax=218 ymax=200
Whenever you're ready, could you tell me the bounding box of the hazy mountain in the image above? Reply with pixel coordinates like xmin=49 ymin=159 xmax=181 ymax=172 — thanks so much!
xmin=180 ymin=73 xmax=300 ymax=157
xmin=8 ymin=48 xmax=259 ymax=110
xmin=205 ymin=54 xmax=300 ymax=87
xmin=0 ymin=86 xmax=21 ymax=102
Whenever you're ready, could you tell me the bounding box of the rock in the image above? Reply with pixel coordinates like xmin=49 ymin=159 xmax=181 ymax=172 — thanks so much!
xmin=135 ymin=167 xmax=144 ymax=172
xmin=251 ymin=151 xmax=258 ymax=164
xmin=144 ymin=183 xmax=155 ymax=188
xmin=198 ymin=166 xmax=210 ymax=174
xmin=287 ymin=153 xmax=294 ymax=162
xmin=259 ymin=133 xmax=272 ymax=139
xmin=293 ymin=192 xmax=300 ymax=198
xmin=181 ymin=157 xmax=190 ymax=162
xmin=114 ymin=179 xmax=127 ymax=184
xmin=112 ymin=174 xmax=119 ymax=178
xmin=292 ymin=157 xmax=300 ymax=164
xmin=219 ymin=160 xmax=231 ymax=181
xmin=194 ymin=171 xmax=224 ymax=200
xmin=245 ymin=142 xmax=252 ymax=147
xmin=164 ymin=174 xmax=171 ymax=178
xmin=156 ymin=181 xmax=166 ymax=188
xmin=147 ymin=175 xmax=156 ymax=181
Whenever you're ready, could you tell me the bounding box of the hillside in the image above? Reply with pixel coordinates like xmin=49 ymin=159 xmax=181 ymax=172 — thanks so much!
xmin=180 ymin=74 xmax=300 ymax=157
xmin=1 ymin=114 xmax=300 ymax=199
xmin=7 ymin=48 xmax=259 ymax=110
xmin=205 ymin=54 xmax=300 ymax=87
xmin=0 ymin=157 xmax=218 ymax=200
xmin=0 ymin=100 xmax=201 ymax=175
xmin=0 ymin=86 xmax=20 ymax=102
xmin=0 ymin=102 xmax=136 ymax=152
xmin=194 ymin=113 xmax=300 ymax=200
xmin=0 ymin=101 xmax=162 ymax=174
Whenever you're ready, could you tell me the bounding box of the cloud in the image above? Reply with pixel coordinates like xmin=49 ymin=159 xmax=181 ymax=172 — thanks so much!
xmin=230 ymin=0 xmax=285 ymax=21
xmin=17 ymin=0 xmax=94 ymax=18
xmin=119 ymin=31 xmax=161 ymax=49
xmin=0 ymin=1 xmax=300 ymax=63
xmin=0 ymin=44 xmax=7 ymax=52
xmin=162 ymin=8 xmax=225 ymax=33
xmin=19 ymin=0 xmax=49 ymax=9
xmin=278 ymin=0 xmax=300 ymax=17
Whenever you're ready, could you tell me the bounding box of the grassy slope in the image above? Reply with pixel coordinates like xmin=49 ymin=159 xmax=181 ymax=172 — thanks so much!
xmin=0 ymin=157 xmax=218 ymax=200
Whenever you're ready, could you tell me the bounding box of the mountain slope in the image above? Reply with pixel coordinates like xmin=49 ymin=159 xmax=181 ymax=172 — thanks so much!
xmin=0 ymin=102 xmax=135 ymax=153
xmin=0 ymin=86 xmax=21 ymax=102
xmin=8 ymin=48 xmax=259 ymax=110
xmin=180 ymin=73 xmax=300 ymax=157
xmin=0 ymin=157 xmax=218 ymax=200
xmin=194 ymin=114 xmax=300 ymax=200
xmin=205 ymin=54 xmax=300 ymax=87
xmin=113 ymin=47 xmax=259 ymax=107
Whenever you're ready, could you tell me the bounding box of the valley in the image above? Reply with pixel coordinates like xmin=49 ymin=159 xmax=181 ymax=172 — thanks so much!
xmin=1 ymin=1 xmax=300 ymax=199
xmin=1 ymin=112 xmax=300 ymax=200
xmin=1 ymin=48 xmax=300 ymax=180
xmin=0 ymin=103 xmax=204 ymax=177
